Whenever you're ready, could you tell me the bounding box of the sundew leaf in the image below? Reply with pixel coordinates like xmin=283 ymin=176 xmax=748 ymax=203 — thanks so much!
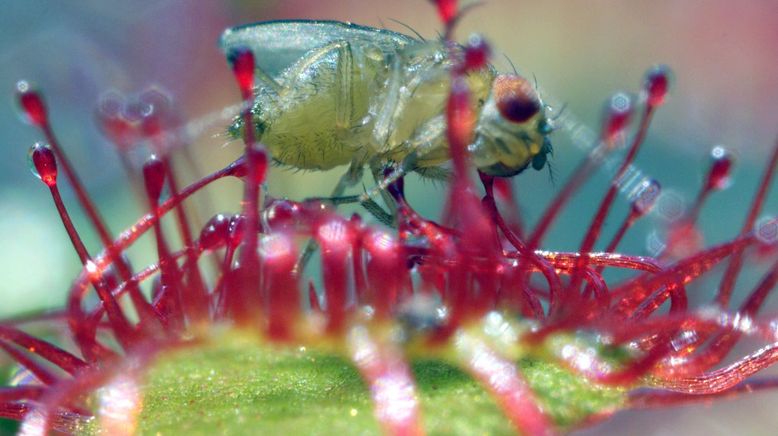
xmin=76 ymin=331 xmax=625 ymax=434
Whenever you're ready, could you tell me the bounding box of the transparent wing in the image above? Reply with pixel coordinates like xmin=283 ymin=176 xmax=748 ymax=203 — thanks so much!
xmin=219 ymin=20 xmax=416 ymax=78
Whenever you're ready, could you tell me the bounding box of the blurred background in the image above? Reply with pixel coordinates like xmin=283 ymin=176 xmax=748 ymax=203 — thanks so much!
xmin=0 ymin=0 xmax=776 ymax=434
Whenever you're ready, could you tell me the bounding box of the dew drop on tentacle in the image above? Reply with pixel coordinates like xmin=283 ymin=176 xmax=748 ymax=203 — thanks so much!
xmin=142 ymin=155 xmax=167 ymax=208
xmin=263 ymin=199 xmax=301 ymax=232
xmin=630 ymin=178 xmax=662 ymax=217
xmin=28 ymin=143 xmax=58 ymax=188
xmin=199 ymin=213 xmax=232 ymax=252
xmin=755 ymin=217 xmax=778 ymax=248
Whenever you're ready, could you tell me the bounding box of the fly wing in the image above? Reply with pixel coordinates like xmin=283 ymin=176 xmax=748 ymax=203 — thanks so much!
xmin=219 ymin=20 xmax=416 ymax=79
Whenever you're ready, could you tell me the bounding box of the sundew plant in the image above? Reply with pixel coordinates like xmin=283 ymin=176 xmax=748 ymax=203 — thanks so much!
xmin=1 ymin=1 xmax=777 ymax=435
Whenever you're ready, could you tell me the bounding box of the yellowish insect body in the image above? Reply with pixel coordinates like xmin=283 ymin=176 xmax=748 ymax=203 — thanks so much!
xmin=222 ymin=20 xmax=553 ymax=180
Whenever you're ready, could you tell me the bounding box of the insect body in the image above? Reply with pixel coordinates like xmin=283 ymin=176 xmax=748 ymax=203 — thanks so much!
xmin=220 ymin=20 xmax=553 ymax=183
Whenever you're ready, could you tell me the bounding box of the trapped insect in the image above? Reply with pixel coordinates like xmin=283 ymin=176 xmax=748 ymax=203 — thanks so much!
xmin=220 ymin=20 xmax=555 ymax=195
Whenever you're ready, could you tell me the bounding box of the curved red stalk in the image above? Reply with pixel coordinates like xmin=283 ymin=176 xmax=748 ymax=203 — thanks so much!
xmin=659 ymin=146 xmax=734 ymax=260
xmin=629 ymin=377 xmax=778 ymax=408
xmin=568 ymin=103 xmax=653 ymax=294
xmin=613 ymin=232 xmax=763 ymax=316
xmin=676 ymin=257 xmax=778 ymax=374
xmin=143 ymin=156 xmax=185 ymax=333
xmin=212 ymin=243 xmax=238 ymax=319
xmin=0 ymin=387 xmax=45 ymax=403
xmin=651 ymin=341 xmax=778 ymax=394
xmin=532 ymin=251 xmax=662 ymax=273
xmin=492 ymin=177 xmax=525 ymax=239
xmin=454 ymin=333 xmax=555 ymax=435
xmin=0 ymin=342 xmax=59 ymax=386
xmin=526 ymin=156 xmax=596 ymax=252
xmin=224 ymin=48 xmax=268 ymax=326
xmin=86 ymin=250 xmax=187 ymax=329
xmin=364 ymin=229 xmax=403 ymax=320
xmin=563 ymin=341 xmax=675 ymax=387
xmin=481 ymin=174 xmax=560 ymax=315
xmin=66 ymin=282 xmax=116 ymax=362
xmin=18 ymin=86 xmax=160 ymax=331
xmin=144 ymin=110 xmax=209 ymax=322
xmin=308 ymin=281 xmax=322 ymax=313
xmin=31 ymin=145 xmax=136 ymax=348
xmin=1 ymin=403 xmax=86 ymax=432
xmin=716 ymin=140 xmax=778 ymax=307
xmin=19 ymin=352 xmax=150 ymax=436
xmin=582 ymin=177 xmax=660 ymax=302
xmin=263 ymin=233 xmax=299 ymax=340
xmin=350 ymin=216 xmax=368 ymax=304
xmin=603 ymin=209 xmax=640 ymax=254
xmin=629 ymin=282 xmax=689 ymax=320
xmin=317 ymin=217 xmax=354 ymax=334
xmin=0 ymin=326 xmax=85 ymax=376
xmin=348 ymin=328 xmax=423 ymax=436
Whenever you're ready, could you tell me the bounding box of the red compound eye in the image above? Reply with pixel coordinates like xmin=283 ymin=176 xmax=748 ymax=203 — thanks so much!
xmin=493 ymin=75 xmax=541 ymax=124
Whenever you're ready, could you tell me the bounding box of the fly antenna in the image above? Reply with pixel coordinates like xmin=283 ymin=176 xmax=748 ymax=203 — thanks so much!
xmin=388 ymin=18 xmax=427 ymax=41
xmin=502 ymin=53 xmax=519 ymax=75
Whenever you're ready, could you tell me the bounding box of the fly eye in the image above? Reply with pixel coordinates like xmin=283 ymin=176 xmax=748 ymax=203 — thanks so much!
xmin=493 ymin=75 xmax=541 ymax=124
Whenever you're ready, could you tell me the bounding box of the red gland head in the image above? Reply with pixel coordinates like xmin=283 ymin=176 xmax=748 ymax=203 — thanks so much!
xmin=28 ymin=143 xmax=57 ymax=187
xmin=142 ymin=155 xmax=166 ymax=204
xmin=16 ymin=81 xmax=48 ymax=127
xmin=463 ymin=34 xmax=491 ymax=71
xmin=602 ymin=92 xmax=633 ymax=141
xmin=228 ymin=47 xmax=256 ymax=98
xmin=96 ymin=91 xmax=137 ymax=148
xmin=199 ymin=213 xmax=232 ymax=251
xmin=644 ymin=64 xmax=672 ymax=108
xmin=432 ymin=0 xmax=458 ymax=25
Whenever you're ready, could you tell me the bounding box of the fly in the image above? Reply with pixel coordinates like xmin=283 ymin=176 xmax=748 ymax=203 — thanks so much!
xmin=220 ymin=20 xmax=554 ymax=212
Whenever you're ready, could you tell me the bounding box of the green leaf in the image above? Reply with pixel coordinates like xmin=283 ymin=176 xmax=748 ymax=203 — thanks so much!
xmin=79 ymin=332 xmax=625 ymax=434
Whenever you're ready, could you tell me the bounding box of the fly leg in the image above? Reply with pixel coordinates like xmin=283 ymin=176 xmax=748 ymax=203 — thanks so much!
xmin=359 ymin=114 xmax=448 ymax=204
xmin=369 ymin=160 xmax=401 ymax=223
